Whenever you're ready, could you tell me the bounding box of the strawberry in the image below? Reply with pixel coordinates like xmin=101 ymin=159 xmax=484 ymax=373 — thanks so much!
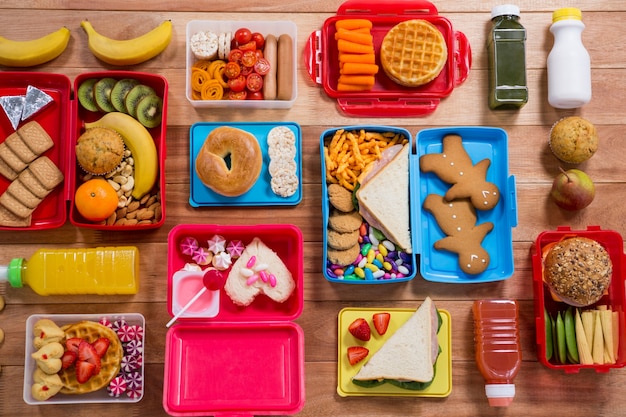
xmin=348 ymin=318 xmax=371 ymax=341
xmin=78 ymin=340 xmax=101 ymax=376
xmin=373 ymin=312 xmax=391 ymax=335
xmin=61 ymin=351 xmax=77 ymax=369
xmin=75 ymin=360 xmax=96 ymax=384
xmin=65 ymin=337 xmax=82 ymax=353
xmin=92 ymin=337 xmax=110 ymax=358
xmin=347 ymin=346 xmax=369 ymax=366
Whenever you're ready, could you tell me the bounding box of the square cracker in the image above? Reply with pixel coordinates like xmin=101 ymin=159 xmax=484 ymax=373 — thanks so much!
xmin=0 ymin=154 xmax=18 ymax=181
xmin=17 ymin=121 xmax=54 ymax=155
xmin=0 ymin=204 xmax=31 ymax=227
xmin=0 ymin=191 xmax=34 ymax=218
xmin=0 ymin=142 xmax=28 ymax=173
xmin=5 ymin=131 xmax=38 ymax=163
xmin=18 ymin=168 xmax=50 ymax=198
xmin=7 ymin=179 xmax=43 ymax=209
xmin=28 ymin=156 xmax=64 ymax=190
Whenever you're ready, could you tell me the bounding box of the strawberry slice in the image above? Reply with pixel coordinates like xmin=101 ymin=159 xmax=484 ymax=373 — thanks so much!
xmin=373 ymin=312 xmax=391 ymax=335
xmin=76 ymin=360 xmax=96 ymax=384
xmin=65 ymin=337 xmax=82 ymax=353
xmin=347 ymin=346 xmax=369 ymax=365
xmin=78 ymin=340 xmax=101 ymax=376
xmin=348 ymin=318 xmax=371 ymax=341
xmin=92 ymin=337 xmax=110 ymax=358
xmin=61 ymin=351 xmax=77 ymax=369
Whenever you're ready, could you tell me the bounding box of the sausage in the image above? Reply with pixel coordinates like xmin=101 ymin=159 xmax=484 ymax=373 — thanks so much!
xmin=276 ymin=34 xmax=294 ymax=101
xmin=262 ymin=34 xmax=278 ymax=100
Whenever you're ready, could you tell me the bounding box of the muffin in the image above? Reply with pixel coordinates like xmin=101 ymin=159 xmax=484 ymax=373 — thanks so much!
xmin=549 ymin=116 xmax=598 ymax=163
xmin=543 ymin=237 xmax=612 ymax=307
xmin=75 ymin=127 xmax=125 ymax=175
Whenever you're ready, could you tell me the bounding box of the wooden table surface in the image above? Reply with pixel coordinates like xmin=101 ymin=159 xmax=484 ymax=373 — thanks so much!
xmin=1 ymin=1 xmax=626 ymax=416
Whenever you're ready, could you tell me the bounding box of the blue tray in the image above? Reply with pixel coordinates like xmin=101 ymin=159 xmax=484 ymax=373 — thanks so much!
xmin=189 ymin=122 xmax=302 ymax=206
xmin=412 ymin=126 xmax=517 ymax=283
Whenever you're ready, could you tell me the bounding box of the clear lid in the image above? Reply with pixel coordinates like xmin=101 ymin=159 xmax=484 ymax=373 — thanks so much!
xmin=0 ymin=258 xmax=24 ymax=288
xmin=491 ymin=5 xmax=520 ymax=19
xmin=485 ymin=383 xmax=515 ymax=407
xmin=553 ymin=7 xmax=582 ymax=23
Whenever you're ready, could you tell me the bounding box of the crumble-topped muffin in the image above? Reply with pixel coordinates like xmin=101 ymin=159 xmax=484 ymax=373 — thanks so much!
xmin=75 ymin=127 xmax=125 ymax=175
xmin=549 ymin=116 xmax=598 ymax=164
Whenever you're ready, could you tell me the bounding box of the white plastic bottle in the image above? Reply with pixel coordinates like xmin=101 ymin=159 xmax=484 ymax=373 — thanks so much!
xmin=547 ymin=7 xmax=591 ymax=109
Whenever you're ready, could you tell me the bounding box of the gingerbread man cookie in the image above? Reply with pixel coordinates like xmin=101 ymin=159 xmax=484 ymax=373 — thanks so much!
xmin=420 ymin=134 xmax=500 ymax=210
xmin=423 ymin=194 xmax=493 ymax=274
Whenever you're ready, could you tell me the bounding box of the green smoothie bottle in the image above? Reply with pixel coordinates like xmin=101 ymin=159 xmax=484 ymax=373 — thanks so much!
xmin=487 ymin=5 xmax=528 ymax=109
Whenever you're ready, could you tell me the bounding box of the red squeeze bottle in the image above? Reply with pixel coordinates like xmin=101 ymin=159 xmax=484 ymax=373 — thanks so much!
xmin=472 ymin=299 xmax=522 ymax=407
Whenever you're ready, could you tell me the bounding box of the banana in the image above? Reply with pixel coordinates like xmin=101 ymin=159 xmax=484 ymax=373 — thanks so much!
xmin=0 ymin=27 xmax=70 ymax=67
xmin=81 ymin=20 xmax=172 ymax=66
xmin=85 ymin=112 xmax=158 ymax=199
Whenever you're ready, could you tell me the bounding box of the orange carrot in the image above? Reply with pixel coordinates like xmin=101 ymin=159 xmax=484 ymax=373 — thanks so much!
xmin=337 ymin=39 xmax=374 ymax=54
xmin=351 ymin=27 xmax=372 ymax=34
xmin=338 ymin=75 xmax=376 ymax=86
xmin=334 ymin=28 xmax=373 ymax=45
xmin=335 ymin=19 xmax=373 ymax=30
xmin=340 ymin=62 xmax=379 ymax=75
xmin=338 ymin=53 xmax=376 ymax=64
xmin=337 ymin=83 xmax=373 ymax=91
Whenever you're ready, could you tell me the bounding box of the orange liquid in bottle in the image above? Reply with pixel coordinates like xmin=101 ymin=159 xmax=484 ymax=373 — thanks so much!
xmin=472 ymin=299 xmax=522 ymax=407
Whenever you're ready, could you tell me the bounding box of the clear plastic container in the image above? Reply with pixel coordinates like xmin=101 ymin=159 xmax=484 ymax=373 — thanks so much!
xmin=547 ymin=7 xmax=591 ymax=108
xmin=472 ymin=299 xmax=522 ymax=406
xmin=0 ymin=246 xmax=139 ymax=295
xmin=487 ymin=5 xmax=528 ymax=109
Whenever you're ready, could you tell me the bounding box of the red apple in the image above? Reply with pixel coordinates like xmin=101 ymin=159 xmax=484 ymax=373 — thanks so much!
xmin=550 ymin=168 xmax=595 ymax=210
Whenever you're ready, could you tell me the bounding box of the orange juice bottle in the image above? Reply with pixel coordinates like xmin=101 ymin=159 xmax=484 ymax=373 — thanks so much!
xmin=472 ymin=299 xmax=522 ymax=407
xmin=0 ymin=246 xmax=139 ymax=295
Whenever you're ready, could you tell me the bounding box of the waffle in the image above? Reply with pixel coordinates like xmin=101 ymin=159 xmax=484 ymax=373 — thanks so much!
xmin=380 ymin=19 xmax=447 ymax=87
xmin=58 ymin=321 xmax=123 ymax=395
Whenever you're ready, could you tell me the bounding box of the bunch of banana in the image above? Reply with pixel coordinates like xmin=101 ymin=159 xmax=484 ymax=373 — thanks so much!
xmin=0 ymin=27 xmax=70 ymax=67
xmin=85 ymin=112 xmax=158 ymax=199
xmin=81 ymin=20 xmax=172 ymax=66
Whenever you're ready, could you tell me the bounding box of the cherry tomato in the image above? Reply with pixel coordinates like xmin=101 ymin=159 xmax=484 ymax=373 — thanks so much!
xmin=228 ymin=90 xmax=248 ymax=100
xmin=234 ymin=28 xmax=252 ymax=45
xmin=240 ymin=64 xmax=254 ymax=77
xmin=251 ymin=32 xmax=265 ymax=50
xmin=228 ymin=74 xmax=247 ymax=92
xmin=246 ymin=73 xmax=264 ymax=92
xmin=254 ymin=49 xmax=264 ymax=60
xmin=223 ymin=61 xmax=241 ymax=79
xmin=253 ymin=57 xmax=271 ymax=76
xmin=238 ymin=40 xmax=257 ymax=52
xmin=241 ymin=50 xmax=257 ymax=68
xmin=248 ymin=91 xmax=264 ymax=100
xmin=228 ymin=49 xmax=243 ymax=63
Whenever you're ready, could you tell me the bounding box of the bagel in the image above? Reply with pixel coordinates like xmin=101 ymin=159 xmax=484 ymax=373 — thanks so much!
xmin=195 ymin=126 xmax=263 ymax=197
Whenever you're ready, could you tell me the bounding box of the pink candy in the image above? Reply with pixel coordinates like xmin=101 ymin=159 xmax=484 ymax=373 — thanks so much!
xmin=99 ymin=317 xmax=112 ymax=328
xmin=112 ymin=318 xmax=127 ymax=332
xmin=107 ymin=376 xmax=127 ymax=397
xmin=121 ymin=355 xmax=139 ymax=373
xmin=125 ymin=339 xmax=143 ymax=356
xmin=126 ymin=387 xmax=142 ymax=400
xmin=125 ymin=371 xmax=143 ymax=390
xmin=207 ymin=234 xmax=226 ymax=254
xmin=117 ymin=325 xmax=136 ymax=342
xmin=180 ymin=236 xmax=199 ymax=256
xmin=192 ymin=247 xmax=211 ymax=265
xmin=226 ymin=239 xmax=245 ymax=258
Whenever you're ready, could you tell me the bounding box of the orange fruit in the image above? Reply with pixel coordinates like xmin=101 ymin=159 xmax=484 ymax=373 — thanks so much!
xmin=74 ymin=178 xmax=119 ymax=222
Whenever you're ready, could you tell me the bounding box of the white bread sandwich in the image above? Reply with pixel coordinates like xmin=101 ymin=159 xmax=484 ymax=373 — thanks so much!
xmin=352 ymin=297 xmax=440 ymax=390
xmin=224 ymin=237 xmax=296 ymax=306
xmin=356 ymin=143 xmax=412 ymax=253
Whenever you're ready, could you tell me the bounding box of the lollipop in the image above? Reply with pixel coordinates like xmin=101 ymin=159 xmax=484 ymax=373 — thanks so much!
xmin=207 ymin=234 xmax=226 ymax=254
xmin=192 ymin=247 xmax=213 ymax=266
xmin=226 ymin=240 xmax=245 ymax=259
xmin=180 ymin=237 xmax=199 ymax=256
xmin=212 ymin=251 xmax=232 ymax=270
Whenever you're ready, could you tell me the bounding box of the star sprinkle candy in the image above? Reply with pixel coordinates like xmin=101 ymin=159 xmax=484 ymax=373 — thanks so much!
xmin=207 ymin=234 xmax=226 ymax=254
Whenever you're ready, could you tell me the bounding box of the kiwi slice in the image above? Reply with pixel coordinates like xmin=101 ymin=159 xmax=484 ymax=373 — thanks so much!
xmin=125 ymin=84 xmax=156 ymax=118
xmin=110 ymin=78 xmax=140 ymax=113
xmin=93 ymin=77 xmax=118 ymax=113
xmin=136 ymin=94 xmax=163 ymax=128
xmin=77 ymin=78 xmax=99 ymax=112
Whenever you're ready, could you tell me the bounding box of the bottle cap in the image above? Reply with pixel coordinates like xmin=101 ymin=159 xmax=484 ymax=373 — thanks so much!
xmin=553 ymin=7 xmax=582 ymax=23
xmin=491 ymin=5 xmax=520 ymax=19
xmin=485 ymin=383 xmax=515 ymax=407
xmin=2 ymin=258 xmax=24 ymax=288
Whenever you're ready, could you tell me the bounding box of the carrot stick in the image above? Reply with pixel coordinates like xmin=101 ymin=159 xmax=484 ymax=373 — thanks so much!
xmin=335 ymin=19 xmax=373 ymax=30
xmin=340 ymin=62 xmax=379 ymax=75
xmin=338 ymin=53 xmax=376 ymax=64
xmin=338 ymin=75 xmax=375 ymax=86
xmin=334 ymin=28 xmax=373 ymax=45
xmin=337 ymin=83 xmax=373 ymax=91
xmin=337 ymin=39 xmax=374 ymax=54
